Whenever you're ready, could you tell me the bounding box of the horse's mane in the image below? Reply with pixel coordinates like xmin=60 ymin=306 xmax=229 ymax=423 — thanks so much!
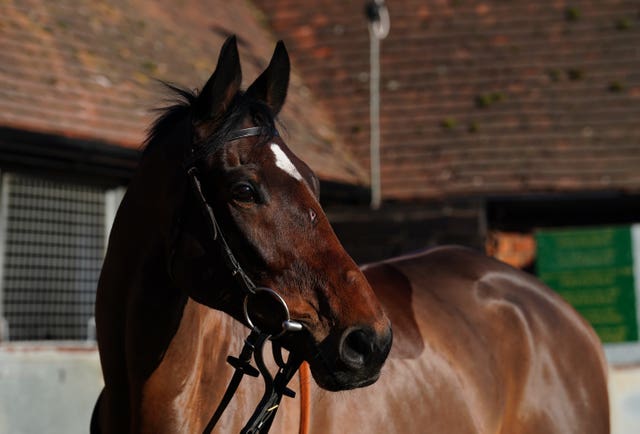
xmin=143 ymin=82 xmax=278 ymax=165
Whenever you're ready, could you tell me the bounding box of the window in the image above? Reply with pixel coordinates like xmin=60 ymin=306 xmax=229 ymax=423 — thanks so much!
xmin=0 ymin=173 xmax=111 ymax=341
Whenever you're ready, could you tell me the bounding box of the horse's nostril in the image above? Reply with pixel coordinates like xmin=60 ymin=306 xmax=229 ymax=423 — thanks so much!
xmin=339 ymin=327 xmax=374 ymax=369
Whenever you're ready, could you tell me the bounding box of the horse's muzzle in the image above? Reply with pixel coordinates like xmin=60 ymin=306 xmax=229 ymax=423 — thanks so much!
xmin=311 ymin=324 xmax=392 ymax=391
xmin=339 ymin=326 xmax=391 ymax=370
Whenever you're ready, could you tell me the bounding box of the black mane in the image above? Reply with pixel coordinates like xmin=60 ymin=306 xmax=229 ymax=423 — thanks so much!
xmin=143 ymin=82 xmax=278 ymax=165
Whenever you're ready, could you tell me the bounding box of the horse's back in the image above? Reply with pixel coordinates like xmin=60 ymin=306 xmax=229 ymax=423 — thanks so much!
xmin=311 ymin=246 xmax=609 ymax=433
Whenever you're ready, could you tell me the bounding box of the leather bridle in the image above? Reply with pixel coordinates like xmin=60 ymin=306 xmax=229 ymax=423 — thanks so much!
xmin=186 ymin=126 xmax=305 ymax=434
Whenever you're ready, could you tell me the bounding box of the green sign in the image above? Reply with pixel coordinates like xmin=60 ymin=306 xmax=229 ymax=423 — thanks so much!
xmin=536 ymin=225 xmax=640 ymax=343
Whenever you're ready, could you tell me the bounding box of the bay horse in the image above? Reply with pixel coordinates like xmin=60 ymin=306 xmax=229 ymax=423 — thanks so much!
xmin=92 ymin=36 xmax=391 ymax=433
xmin=93 ymin=36 xmax=609 ymax=433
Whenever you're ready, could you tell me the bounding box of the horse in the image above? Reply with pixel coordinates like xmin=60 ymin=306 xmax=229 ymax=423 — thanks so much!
xmin=92 ymin=36 xmax=391 ymax=433
xmin=92 ymin=36 xmax=610 ymax=433
xmin=307 ymin=246 xmax=610 ymax=433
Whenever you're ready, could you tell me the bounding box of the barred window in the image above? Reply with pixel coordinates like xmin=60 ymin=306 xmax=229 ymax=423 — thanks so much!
xmin=0 ymin=173 xmax=110 ymax=341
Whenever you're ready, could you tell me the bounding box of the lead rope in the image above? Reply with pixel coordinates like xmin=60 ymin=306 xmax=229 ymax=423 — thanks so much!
xmin=298 ymin=362 xmax=311 ymax=434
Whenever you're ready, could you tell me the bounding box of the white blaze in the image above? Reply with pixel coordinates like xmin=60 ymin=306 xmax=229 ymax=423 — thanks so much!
xmin=271 ymin=143 xmax=303 ymax=181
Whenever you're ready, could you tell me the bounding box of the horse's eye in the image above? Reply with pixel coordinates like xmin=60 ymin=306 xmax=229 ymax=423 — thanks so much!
xmin=231 ymin=183 xmax=257 ymax=203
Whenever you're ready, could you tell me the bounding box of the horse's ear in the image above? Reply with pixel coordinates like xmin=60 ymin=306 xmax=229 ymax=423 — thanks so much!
xmin=245 ymin=40 xmax=290 ymax=115
xmin=194 ymin=35 xmax=242 ymax=121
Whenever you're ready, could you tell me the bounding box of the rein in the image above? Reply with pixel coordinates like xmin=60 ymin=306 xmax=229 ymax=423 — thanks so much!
xmin=186 ymin=126 xmax=305 ymax=434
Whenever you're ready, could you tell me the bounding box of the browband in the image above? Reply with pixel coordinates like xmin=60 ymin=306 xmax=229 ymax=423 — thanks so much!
xmin=226 ymin=126 xmax=279 ymax=142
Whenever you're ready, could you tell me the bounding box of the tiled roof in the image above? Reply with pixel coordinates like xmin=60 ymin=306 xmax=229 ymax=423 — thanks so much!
xmin=254 ymin=0 xmax=640 ymax=200
xmin=0 ymin=0 xmax=367 ymax=185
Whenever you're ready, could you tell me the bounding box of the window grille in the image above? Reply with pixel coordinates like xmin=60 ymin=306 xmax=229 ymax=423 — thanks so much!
xmin=0 ymin=173 xmax=107 ymax=341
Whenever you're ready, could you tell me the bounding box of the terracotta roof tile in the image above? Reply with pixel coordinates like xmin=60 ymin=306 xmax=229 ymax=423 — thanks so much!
xmin=0 ymin=0 xmax=367 ymax=185
xmin=254 ymin=0 xmax=640 ymax=199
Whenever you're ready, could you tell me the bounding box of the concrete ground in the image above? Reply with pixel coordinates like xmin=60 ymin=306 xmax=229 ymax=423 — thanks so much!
xmin=0 ymin=345 xmax=638 ymax=433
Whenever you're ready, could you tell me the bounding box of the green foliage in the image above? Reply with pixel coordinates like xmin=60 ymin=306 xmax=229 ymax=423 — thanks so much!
xmin=141 ymin=60 xmax=158 ymax=73
xmin=567 ymin=68 xmax=584 ymax=81
xmin=608 ymin=81 xmax=624 ymax=92
xmin=615 ymin=18 xmax=632 ymax=31
xmin=547 ymin=69 xmax=562 ymax=82
xmin=475 ymin=92 xmax=506 ymax=108
xmin=565 ymin=7 xmax=581 ymax=22
xmin=440 ymin=118 xmax=458 ymax=130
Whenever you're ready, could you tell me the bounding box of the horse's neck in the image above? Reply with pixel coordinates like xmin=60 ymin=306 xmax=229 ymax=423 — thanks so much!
xmin=140 ymin=299 xmax=261 ymax=432
xmin=113 ymin=147 xmax=264 ymax=428
xmin=97 ymin=138 xmax=287 ymax=431
xmin=122 ymin=144 xmax=185 ymax=238
xmin=145 ymin=298 xmax=246 ymax=392
xmin=98 ymin=142 xmax=189 ymax=389
xmin=157 ymin=301 xmax=302 ymax=434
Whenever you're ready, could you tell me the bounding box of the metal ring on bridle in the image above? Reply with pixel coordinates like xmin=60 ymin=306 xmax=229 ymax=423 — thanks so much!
xmin=243 ymin=287 xmax=303 ymax=338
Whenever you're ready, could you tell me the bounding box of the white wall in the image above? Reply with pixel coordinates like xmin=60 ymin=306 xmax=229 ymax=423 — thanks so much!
xmin=610 ymin=366 xmax=640 ymax=434
xmin=0 ymin=345 xmax=102 ymax=434
xmin=0 ymin=345 xmax=638 ymax=434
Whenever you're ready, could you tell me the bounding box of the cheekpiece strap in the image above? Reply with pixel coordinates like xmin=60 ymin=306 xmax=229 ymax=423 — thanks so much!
xmin=187 ymin=166 xmax=256 ymax=295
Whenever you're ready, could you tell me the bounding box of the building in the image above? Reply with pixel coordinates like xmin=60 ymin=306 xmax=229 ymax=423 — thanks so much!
xmin=1 ymin=1 xmax=640 ymax=432
xmin=0 ymin=1 xmax=366 ymax=431
xmin=253 ymin=0 xmax=640 ymax=264
xmin=0 ymin=0 xmax=369 ymax=343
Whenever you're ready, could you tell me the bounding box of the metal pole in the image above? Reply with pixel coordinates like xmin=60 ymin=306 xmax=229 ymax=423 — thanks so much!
xmin=369 ymin=30 xmax=381 ymax=209
xmin=365 ymin=1 xmax=389 ymax=210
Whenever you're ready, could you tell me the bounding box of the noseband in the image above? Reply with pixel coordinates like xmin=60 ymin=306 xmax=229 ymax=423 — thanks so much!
xmin=186 ymin=126 xmax=304 ymax=434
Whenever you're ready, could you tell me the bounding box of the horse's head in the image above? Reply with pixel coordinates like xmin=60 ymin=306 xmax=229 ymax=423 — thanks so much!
xmin=168 ymin=36 xmax=391 ymax=391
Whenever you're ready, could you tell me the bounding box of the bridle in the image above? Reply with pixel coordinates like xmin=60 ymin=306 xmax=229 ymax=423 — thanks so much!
xmin=186 ymin=126 xmax=305 ymax=434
